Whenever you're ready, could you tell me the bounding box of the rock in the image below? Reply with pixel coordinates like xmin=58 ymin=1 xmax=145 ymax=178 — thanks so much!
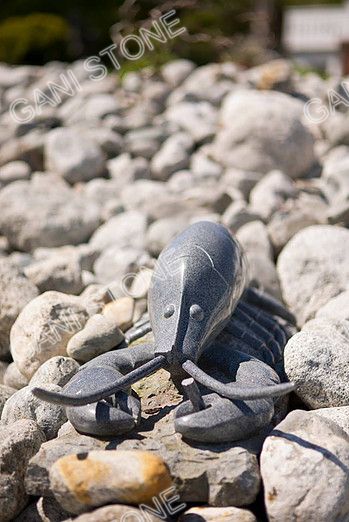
xmin=0 ymin=384 xmax=16 ymax=416
xmin=3 ymin=362 xmax=29 ymax=389
xmin=151 ymin=132 xmax=193 ymax=180
xmin=124 ymin=126 xmax=169 ymax=159
xmin=14 ymin=496 xmax=71 ymax=522
xmin=24 ymin=256 xmax=84 ymax=295
xmin=284 ymin=318 xmax=349 ymax=408
xmin=0 ymin=420 xmax=45 ymax=522
xmin=45 ymin=128 xmax=105 ymax=183
xmin=102 ymin=297 xmax=135 ymax=332
xmin=242 ymin=59 xmax=293 ymax=91
xmin=89 ymin=210 xmax=148 ymax=252
xmin=249 ymin=170 xmax=296 ymax=221
xmin=83 ymin=127 xmax=123 ymax=158
xmin=0 ymin=258 xmax=39 ymax=357
xmin=161 ymin=59 xmax=195 ymax=87
xmin=80 ymin=285 xmax=113 ymax=316
xmin=0 ymin=174 xmax=101 ymax=251
xmin=0 ymin=161 xmax=30 ymax=185
xmin=107 ymin=153 xmax=149 ymax=182
xmin=236 ymin=221 xmax=273 ymax=260
xmin=191 ymin=149 xmax=223 ymax=180
xmin=314 ymin=406 xmax=349 ymax=436
xmin=129 ymin=269 xmax=153 ymax=299
xmin=117 ymin=413 xmax=261 ymax=507
xmin=145 ymin=215 xmax=188 ymax=256
xmin=70 ymin=504 xmax=164 ymax=522
xmin=213 ymin=90 xmax=315 ymax=178
xmin=222 ymin=169 xmax=262 ymax=199
xmin=120 ymin=179 xmax=168 ymax=213
xmin=180 ymin=506 xmax=257 ymax=522
xmin=1 ymin=384 xmax=67 ymax=440
xmin=49 ymin=450 xmax=172 ymax=514
xmin=81 ymin=94 xmax=120 ymax=121
xmin=261 ymin=410 xmax=349 ymax=522
xmin=165 ymin=101 xmax=217 ymax=143
xmin=316 ymin=290 xmax=349 ymax=321
xmin=267 ymin=192 xmax=327 ymax=254
xmin=245 ymin=253 xmax=282 ymax=300
xmin=30 ymin=356 xmax=80 ymax=387
xmin=93 ymin=246 xmax=147 ymax=286
xmin=0 ymin=361 xmax=8 ymax=384
xmin=321 ymin=145 xmax=349 ymax=204
xmin=222 ymin=201 xmax=261 ymax=232
xmin=11 ymin=291 xmax=89 ymax=379
xmin=67 ymin=314 xmax=124 ymax=362
xmin=327 ymin=200 xmax=349 ymax=226
xmin=277 ymin=225 xmax=349 ymax=325
xmin=33 ymin=244 xmax=98 ymax=273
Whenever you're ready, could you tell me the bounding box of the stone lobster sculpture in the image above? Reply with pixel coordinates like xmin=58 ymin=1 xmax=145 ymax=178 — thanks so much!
xmin=33 ymin=221 xmax=296 ymax=443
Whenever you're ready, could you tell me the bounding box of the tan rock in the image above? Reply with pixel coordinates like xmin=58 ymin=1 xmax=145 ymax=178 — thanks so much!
xmin=50 ymin=450 xmax=173 ymax=514
xmin=102 ymin=296 xmax=134 ymax=331
xmin=180 ymin=506 xmax=257 ymax=521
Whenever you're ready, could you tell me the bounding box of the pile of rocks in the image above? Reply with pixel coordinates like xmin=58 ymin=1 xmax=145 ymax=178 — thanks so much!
xmin=0 ymin=57 xmax=348 ymax=521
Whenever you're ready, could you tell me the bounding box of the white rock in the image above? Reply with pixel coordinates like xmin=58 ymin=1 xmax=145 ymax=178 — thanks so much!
xmin=285 ymin=318 xmax=349 ymax=408
xmin=236 ymin=221 xmax=273 ymax=260
xmin=213 ymin=90 xmax=315 ymax=178
xmin=316 ymin=290 xmax=349 ymax=321
xmin=161 ymin=59 xmax=195 ymax=87
xmin=0 ymin=161 xmax=30 ymax=185
xmin=261 ymin=410 xmax=349 ymax=522
xmin=314 ymin=406 xmax=349 ymax=436
xmin=277 ymin=225 xmax=349 ymax=325
xmin=30 ymin=356 xmax=80 ymax=387
xmin=24 ymin=256 xmax=84 ymax=295
xmin=94 ymin=246 xmax=148 ymax=286
xmin=165 ymin=101 xmax=217 ymax=143
xmin=3 ymin=362 xmax=29 ymax=390
xmin=11 ymin=291 xmax=89 ymax=379
xmin=151 ymin=132 xmax=193 ymax=180
xmin=1 ymin=384 xmax=67 ymax=440
xmin=180 ymin=506 xmax=257 ymax=522
xmin=45 ymin=128 xmax=105 ymax=184
xmin=0 ymin=173 xmax=101 ymax=251
xmin=249 ymin=170 xmax=296 ymax=220
xmin=90 ymin=210 xmax=148 ymax=251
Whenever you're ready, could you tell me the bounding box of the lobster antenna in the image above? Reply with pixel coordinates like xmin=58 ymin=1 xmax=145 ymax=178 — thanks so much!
xmin=182 ymin=360 xmax=296 ymax=400
xmin=32 ymin=355 xmax=166 ymax=406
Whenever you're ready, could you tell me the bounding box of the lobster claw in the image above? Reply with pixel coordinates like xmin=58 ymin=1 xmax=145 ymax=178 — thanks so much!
xmin=174 ymin=392 xmax=274 ymax=443
xmin=63 ymin=366 xmax=141 ymax=437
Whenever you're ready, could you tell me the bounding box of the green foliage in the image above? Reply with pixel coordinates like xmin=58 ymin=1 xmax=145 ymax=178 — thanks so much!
xmin=0 ymin=13 xmax=71 ymax=64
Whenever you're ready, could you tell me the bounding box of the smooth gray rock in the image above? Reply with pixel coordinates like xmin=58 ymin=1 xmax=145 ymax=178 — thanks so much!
xmin=1 ymin=384 xmax=67 ymax=440
xmin=30 ymin=356 xmax=80 ymax=388
xmin=0 ymin=420 xmax=45 ymax=522
xmin=277 ymin=225 xmax=349 ymax=325
xmin=10 ymin=291 xmax=89 ymax=379
xmin=151 ymin=132 xmax=193 ymax=180
xmin=0 ymin=258 xmax=38 ymax=357
xmin=267 ymin=192 xmax=327 ymax=254
xmin=249 ymin=170 xmax=296 ymax=221
xmin=0 ymin=174 xmax=101 ymax=251
xmin=24 ymin=256 xmax=84 ymax=295
xmin=285 ymin=318 xmax=349 ymax=408
xmin=236 ymin=220 xmax=273 ymax=260
xmin=45 ymin=128 xmax=105 ymax=183
xmin=67 ymin=314 xmax=124 ymax=362
xmin=261 ymin=410 xmax=349 ymax=522
xmin=213 ymin=90 xmax=315 ymax=178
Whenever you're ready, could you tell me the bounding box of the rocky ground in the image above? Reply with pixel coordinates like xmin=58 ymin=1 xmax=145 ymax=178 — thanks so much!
xmin=0 ymin=57 xmax=348 ymax=521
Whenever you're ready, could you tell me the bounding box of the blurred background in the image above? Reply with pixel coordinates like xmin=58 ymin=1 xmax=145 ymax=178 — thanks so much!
xmin=0 ymin=0 xmax=347 ymax=75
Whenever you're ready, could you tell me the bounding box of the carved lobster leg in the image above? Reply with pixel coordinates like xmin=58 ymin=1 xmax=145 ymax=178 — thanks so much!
xmin=49 ymin=343 xmax=156 ymax=437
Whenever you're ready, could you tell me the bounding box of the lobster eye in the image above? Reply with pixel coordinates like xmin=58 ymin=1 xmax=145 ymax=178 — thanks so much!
xmin=190 ymin=304 xmax=204 ymax=321
xmin=164 ymin=304 xmax=175 ymax=318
